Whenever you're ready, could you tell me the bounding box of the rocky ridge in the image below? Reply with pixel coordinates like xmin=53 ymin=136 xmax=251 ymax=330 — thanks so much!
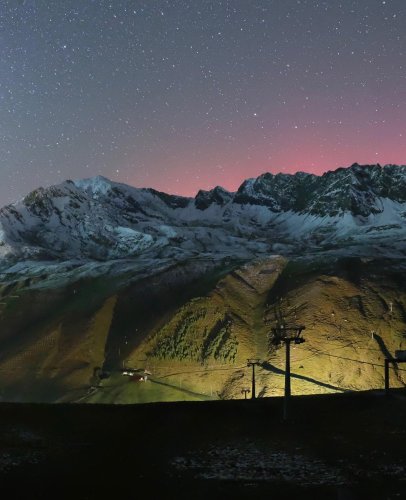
xmin=0 ymin=163 xmax=406 ymax=268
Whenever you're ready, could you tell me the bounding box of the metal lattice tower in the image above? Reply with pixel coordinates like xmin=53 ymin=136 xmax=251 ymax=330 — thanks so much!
xmin=247 ymin=359 xmax=262 ymax=399
xmin=270 ymin=324 xmax=306 ymax=420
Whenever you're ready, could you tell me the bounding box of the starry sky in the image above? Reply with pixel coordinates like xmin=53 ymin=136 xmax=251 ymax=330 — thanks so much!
xmin=1 ymin=0 xmax=406 ymax=206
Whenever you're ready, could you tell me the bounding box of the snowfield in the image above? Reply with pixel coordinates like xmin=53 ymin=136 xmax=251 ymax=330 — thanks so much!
xmin=1 ymin=163 xmax=406 ymax=275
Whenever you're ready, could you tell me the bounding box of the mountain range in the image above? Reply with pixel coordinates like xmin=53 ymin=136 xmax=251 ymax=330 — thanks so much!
xmin=0 ymin=163 xmax=405 ymax=403
xmin=1 ymin=162 xmax=406 ymax=266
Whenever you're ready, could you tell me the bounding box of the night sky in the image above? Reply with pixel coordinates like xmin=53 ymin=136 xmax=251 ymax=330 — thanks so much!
xmin=1 ymin=0 xmax=406 ymax=206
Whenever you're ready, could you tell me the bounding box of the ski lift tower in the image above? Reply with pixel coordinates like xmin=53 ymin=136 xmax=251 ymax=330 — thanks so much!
xmin=247 ymin=359 xmax=262 ymax=399
xmin=385 ymin=350 xmax=406 ymax=396
xmin=270 ymin=324 xmax=306 ymax=421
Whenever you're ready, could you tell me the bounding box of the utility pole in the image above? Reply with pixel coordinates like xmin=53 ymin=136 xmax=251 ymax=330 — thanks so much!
xmin=285 ymin=338 xmax=291 ymax=400
xmin=247 ymin=359 xmax=261 ymax=399
xmin=384 ymin=358 xmax=390 ymax=396
xmin=385 ymin=350 xmax=406 ymax=396
xmin=270 ymin=325 xmax=306 ymax=421
xmin=241 ymin=388 xmax=251 ymax=399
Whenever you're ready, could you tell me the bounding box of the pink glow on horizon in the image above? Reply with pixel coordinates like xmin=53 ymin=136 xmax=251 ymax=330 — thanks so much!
xmin=122 ymin=112 xmax=406 ymax=197
xmin=126 ymin=149 xmax=406 ymax=197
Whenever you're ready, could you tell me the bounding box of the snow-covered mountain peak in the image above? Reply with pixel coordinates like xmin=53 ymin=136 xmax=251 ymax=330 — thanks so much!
xmin=232 ymin=163 xmax=406 ymax=216
xmin=74 ymin=175 xmax=115 ymax=196
xmin=1 ymin=163 xmax=406 ymax=266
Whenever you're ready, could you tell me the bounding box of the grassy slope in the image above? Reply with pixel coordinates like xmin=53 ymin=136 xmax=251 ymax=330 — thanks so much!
xmin=0 ymin=256 xmax=406 ymax=404
xmin=0 ymin=258 xmax=241 ymax=402
xmin=0 ymin=278 xmax=117 ymax=401
xmin=262 ymin=258 xmax=406 ymax=395
xmin=89 ymin=257 xmax=406 ymax=404
xmin=120 ymin=256 xmax=286 ymax=401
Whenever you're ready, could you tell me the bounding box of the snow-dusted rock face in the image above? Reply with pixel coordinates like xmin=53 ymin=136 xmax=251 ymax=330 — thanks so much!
xmin=235 ymin=163 xmax=406 ymax=217
xmin=1 ymin=163 xmax=406 ymax=266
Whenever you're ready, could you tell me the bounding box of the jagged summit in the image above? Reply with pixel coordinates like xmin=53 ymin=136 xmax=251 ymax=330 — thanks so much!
xmin=7 ymin=162 xmax=406 ymax=213
xmin=0 ymin=163 xmax=406 ymax=265
xmin=195 ymin=186 xmax=233 ymax=210
xmin=235 ymin=163 xmax=406 ymax=216
xmin=74 ymin=175 xmax=116 ymax=195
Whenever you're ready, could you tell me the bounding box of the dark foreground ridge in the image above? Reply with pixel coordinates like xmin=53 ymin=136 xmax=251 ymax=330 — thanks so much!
xmin=1 ymin=389 xmax=405 ymax=499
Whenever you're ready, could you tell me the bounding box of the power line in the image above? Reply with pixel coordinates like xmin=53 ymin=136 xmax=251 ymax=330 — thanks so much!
xmin=157 ymin=364 xmax=247 ymax=379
